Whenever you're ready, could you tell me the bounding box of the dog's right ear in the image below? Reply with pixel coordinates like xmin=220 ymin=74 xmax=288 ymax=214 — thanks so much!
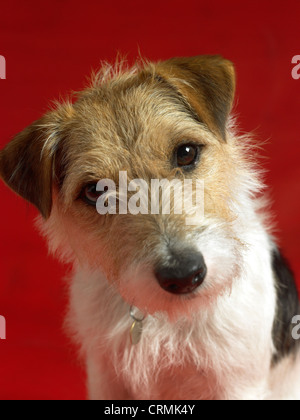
xmin=0 ymin=105 xmax=73 ymax=219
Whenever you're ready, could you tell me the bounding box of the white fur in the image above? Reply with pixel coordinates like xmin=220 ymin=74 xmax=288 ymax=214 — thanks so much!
xmin=64 ymin=213 xmax=274 ymax=399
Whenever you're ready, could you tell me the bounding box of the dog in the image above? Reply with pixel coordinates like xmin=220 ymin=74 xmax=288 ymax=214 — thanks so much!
xmin=0 ymin=55 xmax=299 ymax=400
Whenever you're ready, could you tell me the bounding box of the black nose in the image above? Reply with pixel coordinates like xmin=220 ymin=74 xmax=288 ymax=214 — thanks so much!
xmin=155 ymin=250 xmax=207 ymax=295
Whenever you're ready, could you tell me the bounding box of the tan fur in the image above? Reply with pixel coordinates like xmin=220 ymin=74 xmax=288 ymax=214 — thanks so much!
xmin=0 ymin=56 xmax=239 ymax=275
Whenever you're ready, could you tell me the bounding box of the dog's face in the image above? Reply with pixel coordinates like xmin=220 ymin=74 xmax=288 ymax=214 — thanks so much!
xmin=0 ymin=56 xmax=251 ymax=318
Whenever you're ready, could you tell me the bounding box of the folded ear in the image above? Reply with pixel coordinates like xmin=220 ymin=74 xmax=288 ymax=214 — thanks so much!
xmin=154 ymin=55 xmax=236 ymax=140
xmin=0 ymin=105 xmax=73 ymax=218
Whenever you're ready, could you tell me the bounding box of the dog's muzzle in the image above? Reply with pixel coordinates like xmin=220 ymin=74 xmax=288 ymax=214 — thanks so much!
xmin=155 ymin=249 xmax=207 ymax=295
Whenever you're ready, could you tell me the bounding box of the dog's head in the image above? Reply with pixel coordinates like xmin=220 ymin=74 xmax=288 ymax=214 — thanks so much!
xmin=0 ymin=56 xmax=252 ymax=317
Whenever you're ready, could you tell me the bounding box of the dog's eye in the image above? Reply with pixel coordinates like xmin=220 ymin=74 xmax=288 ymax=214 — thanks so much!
xmin=80 ymin=183 xmax=106 ymax=206
xmin=176 ymin=144 xmax=199 ymax=168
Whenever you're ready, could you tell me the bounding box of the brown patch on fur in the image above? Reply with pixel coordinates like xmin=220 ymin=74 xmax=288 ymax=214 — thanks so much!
xmin=152 ymin=55 xmax=236 ymax=141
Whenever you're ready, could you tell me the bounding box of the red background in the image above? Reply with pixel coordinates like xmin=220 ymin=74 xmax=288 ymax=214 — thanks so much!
xmin=0 ymin=0 xmax=299 ymax=400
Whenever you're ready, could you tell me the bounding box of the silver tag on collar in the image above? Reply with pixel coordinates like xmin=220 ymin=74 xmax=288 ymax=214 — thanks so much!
xmin=130 ymin=320 xmax=143 ymax=345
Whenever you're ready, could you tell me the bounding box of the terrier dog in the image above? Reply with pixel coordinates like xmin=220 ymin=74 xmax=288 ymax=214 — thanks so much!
xmin=1 ymin=56 xmax=299 ymax=400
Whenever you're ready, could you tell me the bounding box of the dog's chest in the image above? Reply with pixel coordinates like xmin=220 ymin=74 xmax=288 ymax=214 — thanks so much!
xmin=128 ymin=362 xmax=218 ymax=400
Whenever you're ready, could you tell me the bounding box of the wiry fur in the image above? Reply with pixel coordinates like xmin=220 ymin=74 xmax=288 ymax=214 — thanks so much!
xmin=1 ymin=56 xmax=299 ymax=400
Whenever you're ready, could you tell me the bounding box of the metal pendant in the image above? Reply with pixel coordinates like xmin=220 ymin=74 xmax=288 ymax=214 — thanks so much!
xmin=130 ymin=320 xmax=143 ymax=345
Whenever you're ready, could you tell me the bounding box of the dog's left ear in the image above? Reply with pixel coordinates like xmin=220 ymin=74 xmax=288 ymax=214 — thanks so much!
xmin=0 ymin=105 xmax=73 ymax=218
xmin=155 ymin=55 xmax=236 ymax=140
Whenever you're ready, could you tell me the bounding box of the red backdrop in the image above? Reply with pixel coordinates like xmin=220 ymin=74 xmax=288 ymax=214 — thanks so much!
xmin=0 ymin=0 xmax=299 ymax=400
